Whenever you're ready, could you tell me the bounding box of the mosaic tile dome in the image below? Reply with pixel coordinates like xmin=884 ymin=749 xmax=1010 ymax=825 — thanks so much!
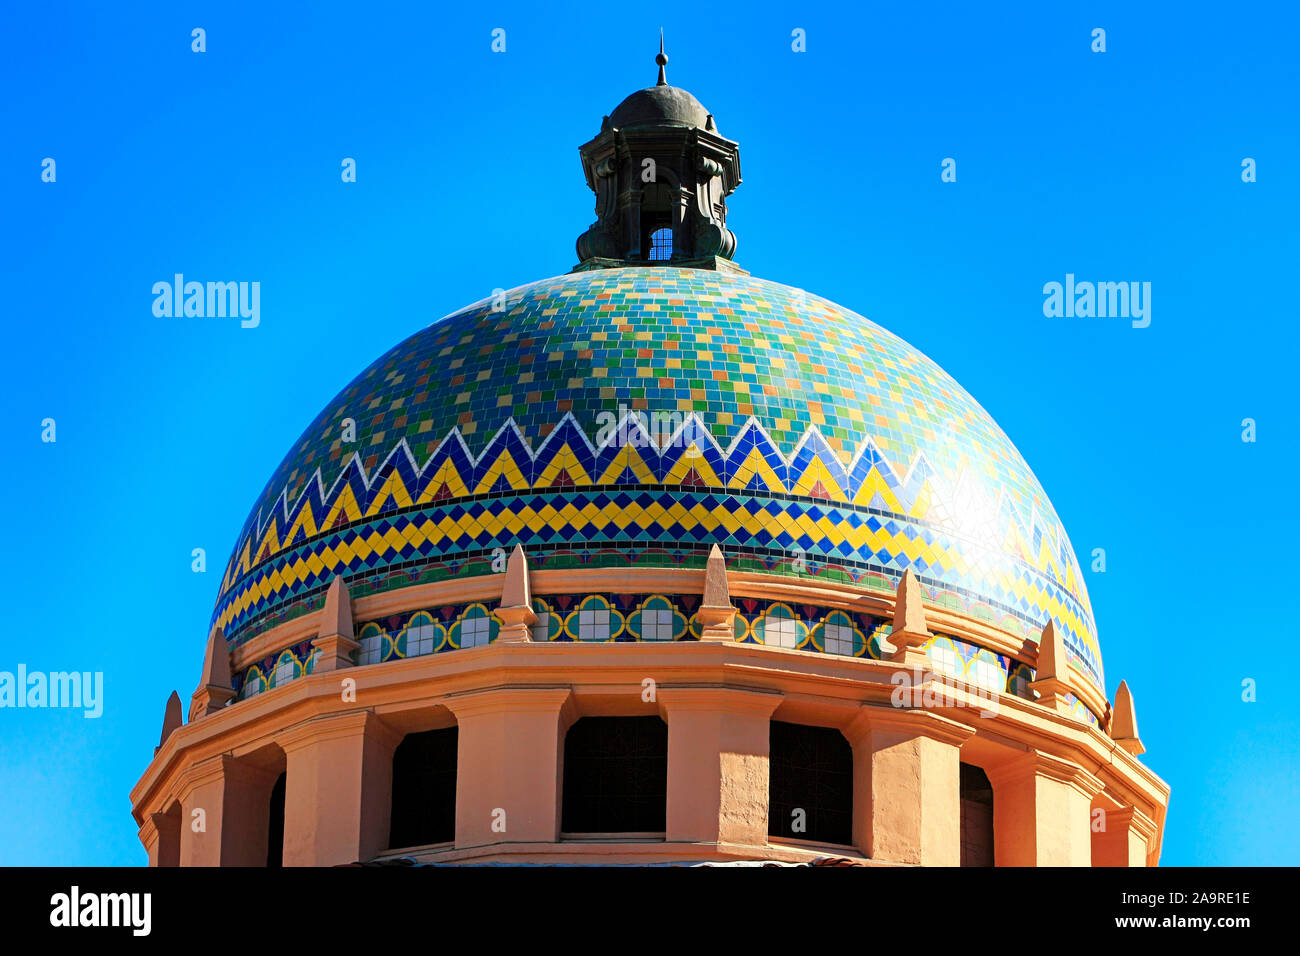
xmin=212 ymin=267 xmax=1102 ymax=693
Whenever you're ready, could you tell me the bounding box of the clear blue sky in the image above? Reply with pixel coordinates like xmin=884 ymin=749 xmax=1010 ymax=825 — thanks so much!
xmin=1 ymin=1 xmax=1296 ymax=865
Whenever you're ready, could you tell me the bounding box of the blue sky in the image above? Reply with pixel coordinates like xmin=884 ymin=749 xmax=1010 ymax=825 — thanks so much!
xmin=1 ymin=1 xmax=1296 ymax=865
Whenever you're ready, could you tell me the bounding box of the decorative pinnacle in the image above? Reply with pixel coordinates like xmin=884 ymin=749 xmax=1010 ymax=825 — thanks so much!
xmin=656 ymin=30 xmax=668 ymax=86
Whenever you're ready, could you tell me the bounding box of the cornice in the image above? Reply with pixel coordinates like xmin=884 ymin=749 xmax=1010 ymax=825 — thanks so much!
xmin=655 ymin=685 xmax=783 ymax=717
xmin=985 ymin=750 xmax=1106 ymax=802
xmin=442 ymin=685 xmax=576 ymax=722
xmin=136 ymin=640 xmax=1162 ymax=835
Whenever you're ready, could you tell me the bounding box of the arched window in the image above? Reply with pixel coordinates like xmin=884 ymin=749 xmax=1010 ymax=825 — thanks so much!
xmin=241 ymin=666 xmax=266 ymax=699
xmin=633 ymin=595 xmax=686 ymax=641
xmin=968 ymin=650 xmax=1004 ymax=693
xmin=929 ymin=636 xmax=961 ymax=676
xmin=960 ymin=763 xmax=994 ymax=866
xmin=639 ymin=181 xmax=674 ymax=261
xmin=648 ymin=227 xmax=673 ymax=261
xmin=266 ymin=772 xmax=286 ymax=868
xmin=1007 ymin=661 xmax=1034 ymax=699
xmin=562 ymin=717 xmax=667 ymax=834
xmin=768 ymin=721 xmax=853 ymax=846
xmin=271 ymin=650 xmax=298 ymax=688
xmin=402 ymin=611 xmax=442 ymax=658
xmin=757 ymin=604 xmax=804 ymax=649
xmin=357 ymin=622 xmax=386 ymax=665
xmin=815 ymin=610 xmax=863 ymax=657
xmin=579 ymin=605 xmax=610 ymax=641
xmin=389 ymin=727 xmax=458 ymax=849
xmin=563 ymin=595 xmax=625 ymax=642
xmin=452 ymin=604 xmax=496 ymax=649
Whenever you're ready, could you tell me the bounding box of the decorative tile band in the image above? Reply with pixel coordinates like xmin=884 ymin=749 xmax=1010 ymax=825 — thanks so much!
xmin=230 ymin=592 xmax=1100 ymax=727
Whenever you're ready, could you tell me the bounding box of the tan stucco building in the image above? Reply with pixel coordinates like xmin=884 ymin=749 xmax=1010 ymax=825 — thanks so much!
xmin=132 ymin=54 xmax=1168 ymax=868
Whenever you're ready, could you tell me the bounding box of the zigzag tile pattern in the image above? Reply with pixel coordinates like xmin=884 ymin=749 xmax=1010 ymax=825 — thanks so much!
xmin=212 ymin=268 xmax=1102 ymax=691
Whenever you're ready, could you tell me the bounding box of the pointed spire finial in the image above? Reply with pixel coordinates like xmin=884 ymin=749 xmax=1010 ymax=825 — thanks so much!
xmin=656 ymin=30 xmax=668 ymax=86
xmin=156 ymin=690 xmax=182 ymax=755
xmin=883 ymin=568 xmax=931 ymax=664
xmin=1027 ymin=619 xmax=1073 ymax=714
xmin=320 ymin=574 xmax=354 ymax=641
xmin=697 ymin=543 xmax=737 ymax=641
xmin=502 ymin=543 xmax=532 ymax=609
xmin=1036 ymin=620 xmax=1063 ymax=680
xmin=1111 ymin=680 xmax=1146 ymax=756
xmin=189 ymin=626 xmax=236 ymax=720
xmin=701 ymin=543 xmax=730 ymax=608
xmin=494 ymin=544 xmax=538 ymax=643
xmin=312 ymin=574 xmax=360 ymax=671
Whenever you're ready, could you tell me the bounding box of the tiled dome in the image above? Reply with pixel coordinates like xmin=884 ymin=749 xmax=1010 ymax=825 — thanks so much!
xmin=212 ymin=267 xmax=1102 ymax=692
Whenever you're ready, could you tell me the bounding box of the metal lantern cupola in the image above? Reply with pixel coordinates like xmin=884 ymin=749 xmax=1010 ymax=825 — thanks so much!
xmin=575 ymin=38 xmax=742 ymax=271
